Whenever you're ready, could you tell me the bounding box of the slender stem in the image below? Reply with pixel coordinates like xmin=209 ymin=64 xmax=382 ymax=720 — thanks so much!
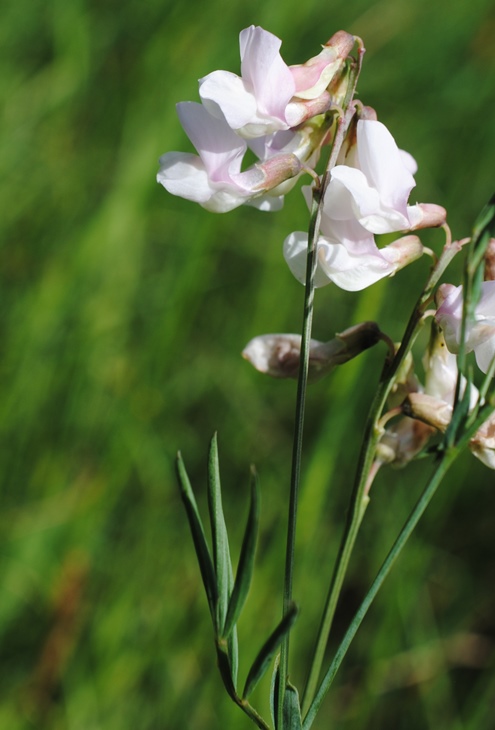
xmin=278 ymin=191 xmax=321 ymax=711
xmin=240 ymin=700 xmax=271 ymax=730
xmin=302 ymin=400 xmax=494 ymax=729
xmin=278 ymin=100 xmax=359 ymax=728
xmin=301 ymin=232 xmax=463 ymax=714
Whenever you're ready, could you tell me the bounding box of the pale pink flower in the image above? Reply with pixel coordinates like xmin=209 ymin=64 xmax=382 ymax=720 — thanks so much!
xmin=199 ymin=26 xmax=351 ymax=139
xmin=324 ymin=119 xmax=445 ymax=234
xmin=157 ymin=102 xmax=301 ymax=213
xmin=435 ymin=281 xmax=495 ymax=374
xmin=283 ymin=192 xmax=423 ymax=291
xmin=199 ymin=26 xmax=296 ymax=139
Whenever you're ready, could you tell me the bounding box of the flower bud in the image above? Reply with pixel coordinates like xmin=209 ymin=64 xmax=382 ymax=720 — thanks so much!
xmin=242 ymin=321 xmax=381 ymax=382
xmin=289 ymin=31 xmax=355 ymax=101
xmin=384 ymin=235 xmax=424 ymax=272
xmin=247 ymin=153 xmax=303 ymax=193
xmin=409 ymin=203 xmax=447 ymax=231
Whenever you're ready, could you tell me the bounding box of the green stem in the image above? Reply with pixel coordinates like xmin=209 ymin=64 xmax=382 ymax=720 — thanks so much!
xmin=278 ymin=99 xmax=360 ymax=729
xmin=302 ymin=401 xmax=494 ymax=729
xmin=301 ymin=233 xmax=463 ymax=714
xmin=240 ymin=700 xmax=271 ymax=730
xmin=277 ymin=189 xmax=323 ymax=730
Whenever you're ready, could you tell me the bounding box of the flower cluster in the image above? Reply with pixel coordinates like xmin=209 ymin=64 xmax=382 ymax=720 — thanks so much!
xmin=378 ymin=323 xmax=495 ymax=469
xmin=158 ymin=25 xmax=446 ymax=291
xmin=284 ymin=115 xmax=445 ymax=290
xmin=157 ymin=26 xmax=353 ymax=213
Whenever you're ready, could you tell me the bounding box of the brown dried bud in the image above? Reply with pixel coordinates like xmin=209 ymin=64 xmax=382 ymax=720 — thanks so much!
xmin=242 ymin=321 xmax=382 ymax=382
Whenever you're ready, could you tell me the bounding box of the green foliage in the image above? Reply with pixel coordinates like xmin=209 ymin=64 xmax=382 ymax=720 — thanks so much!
xmin=2 ymin=0 xmax=495 ymax=728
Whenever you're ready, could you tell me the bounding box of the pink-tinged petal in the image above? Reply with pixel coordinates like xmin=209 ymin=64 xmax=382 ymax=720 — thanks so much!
xmin=290 ymin=48 xmax=340 ymax=100
xmin=283 ymin=232 xmax=334 ymax=288
xmin=202 ymin=189 xmax=251 ymax=213
xmin=317 ymin=235 xmax=396 ymax=291
xmin=199 ymin=71 xmax=257 ymax=129
xmin=326 ymin=166 xmax=382 ymax=222
xmin=157 ymin=152 xmax=250 ymax=213
xmin=285 ymin=92 xmax=333 ymax=127
xmin=477 ymin=279 xmax=495 ymax=316
xmin=239 ymin=26 xmax=295 ymax=121
xmin=435 ymin=284 xmax=464 ymax=353
xmin=176 ymin=102 xmax=247 ymax=181
xmin=248 ymin=194 xmax=285 ymax=212
xmin=157 ymin=152 xmax=214 ymax=203
xmin=473 ymin=339 xmax=495 ymax=375
xmin=400 ymin=149 xmax=418 ymax=175
xmin=357 ymin=120 xmax=415 ymax=216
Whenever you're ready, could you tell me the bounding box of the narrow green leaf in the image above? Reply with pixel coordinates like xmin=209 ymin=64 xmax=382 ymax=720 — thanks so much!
xmin=175 ymin=452 xmax=217 ymax=624
xmin=270 ymin=656 xmax=280 ymax=730
xmin=228 ymin=625 xmax=239 ymax=689
xmin=207 ymin=433 xmax=234 ymax=635
xmin=242 ymin=603 xmax=299 ymax=699
xmin=283 ymin=682 xmax=302 ymax=730
xmin=216 ymin=641 xmax=238 ymax=703
xmin=222 ymin=467 xmax=260 ymax=639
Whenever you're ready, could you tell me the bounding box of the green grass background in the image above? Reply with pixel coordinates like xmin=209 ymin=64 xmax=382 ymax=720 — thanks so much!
xmin=2 ymin=0 xmax=495 ymax=728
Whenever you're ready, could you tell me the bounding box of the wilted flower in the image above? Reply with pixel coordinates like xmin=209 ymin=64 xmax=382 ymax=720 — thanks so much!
xmin=435 ymin=281 xmax=495 ymax=374
xmin=379 ymin=326 xmax=479 ymax=466
xmin=242 ymin=321 xmax=382 ymax=381
xmin=382 ymin=324 xmax=495 ymax=470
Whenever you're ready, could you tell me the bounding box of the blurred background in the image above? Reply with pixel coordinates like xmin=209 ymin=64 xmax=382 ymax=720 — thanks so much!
xmin=2 ymin=0 xmax=495 ymax=728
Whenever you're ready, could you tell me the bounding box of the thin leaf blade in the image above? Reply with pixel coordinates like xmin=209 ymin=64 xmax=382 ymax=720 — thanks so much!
xmin=222 ymin=466 xmax=260 ymax=639
xmin=207 ymin=433 xmax=234 ymax=635
xmin=242 ymin=602 xmax=299 ymax=699
xmin=176 ymin=451 xmax=217 ymax=623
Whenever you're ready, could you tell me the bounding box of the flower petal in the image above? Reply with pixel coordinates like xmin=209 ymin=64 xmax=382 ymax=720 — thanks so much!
xmin=176 ymin=102 xmax=247 ymax=181
xmin=317 ymin=235 xmax=396 ymax=291
xmin=199 ymin=71 xmax=257 ymax=130
xmin=239 ymin=26 xmax=295 ymax=121
xmin=283 ymin=232 xmax=335 ymax=288
xmin=356 ymin=120 xmax=416 ymax=216
xmin=157 ymin=152 xmax=214 ymax=203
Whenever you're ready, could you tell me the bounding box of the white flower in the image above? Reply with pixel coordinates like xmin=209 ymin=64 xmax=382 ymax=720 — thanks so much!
xmin=157 ymin=102 xmax=301 ymax=213
xmin=199 ymin=26 xmax=297 ymax=139
xmin=283 ymin=191 xmax=423 ymax=291
xmin=199 ymin=26 xmax=352 ymax=139
xmin=324 ymin=119 xmax=441 ymax=234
